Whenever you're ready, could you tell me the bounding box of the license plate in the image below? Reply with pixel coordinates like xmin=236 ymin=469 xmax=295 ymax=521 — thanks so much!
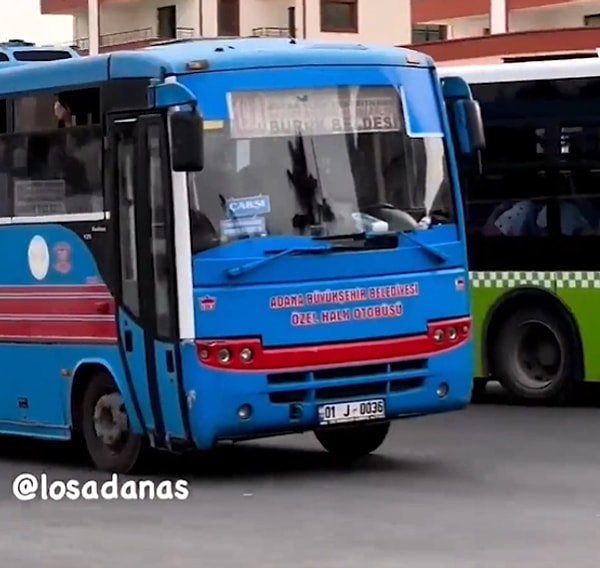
xmin=318 ymin=399 xmax=385 ymax=425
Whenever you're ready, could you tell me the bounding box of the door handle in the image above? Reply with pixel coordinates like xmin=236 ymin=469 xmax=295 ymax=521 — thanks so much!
xmin=124 ymin=330 xmax=133 ymax=352
xmin=166 ymin=350 xmax=174 ymax=373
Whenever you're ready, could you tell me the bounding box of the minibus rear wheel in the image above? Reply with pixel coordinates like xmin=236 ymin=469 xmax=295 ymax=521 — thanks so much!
xmin=80 ymin=371 xmax=143 ymax=473
xmin=315 ymin=421 xmax=390 ymax=460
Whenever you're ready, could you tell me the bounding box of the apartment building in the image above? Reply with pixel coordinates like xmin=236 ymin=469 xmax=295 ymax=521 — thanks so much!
xmin=409 ymin=0 xmax=600 ymax=64
xmin=41 ymin=0 xmax=411 ymax=52
xmin=0 ymin=0 xmax=71 ymax=45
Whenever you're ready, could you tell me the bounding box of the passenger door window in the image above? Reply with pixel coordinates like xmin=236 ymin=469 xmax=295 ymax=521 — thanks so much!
xmin=114 ymin=119 xmax=139 ymax=316
xmin=146 ymin=120 xmax=175 ymax=338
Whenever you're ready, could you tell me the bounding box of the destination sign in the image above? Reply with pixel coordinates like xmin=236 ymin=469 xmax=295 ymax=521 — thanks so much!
xmin=227 ymin=86 xmax=401 ymax=139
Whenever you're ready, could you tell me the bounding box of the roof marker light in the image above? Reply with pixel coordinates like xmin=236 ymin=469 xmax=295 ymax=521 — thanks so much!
xmin=186 ymin=59 xmax=210 ymax=71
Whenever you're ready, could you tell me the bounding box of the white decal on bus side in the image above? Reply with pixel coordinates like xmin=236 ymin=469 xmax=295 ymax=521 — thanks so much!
xmin=165 ymin=76 xmax=195 ymax=340
xmin=27 ymin=235 xmax=50 ymax=281
xmin=0 ymin=211 xmax=108 ymax=225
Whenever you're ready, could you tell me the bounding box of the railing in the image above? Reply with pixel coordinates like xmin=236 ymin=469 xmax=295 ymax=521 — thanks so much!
xmin=176 ymin=27 xmax=195 ymax=39
xmin=74 ymin=27 xmax=195 ymax=51
xmin=251 ymin=27 xmax=292 ymax=37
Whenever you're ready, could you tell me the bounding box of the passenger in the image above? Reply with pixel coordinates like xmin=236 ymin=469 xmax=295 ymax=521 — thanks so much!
xmin=481 ymin=200 xmax=596 ymax=236
xmin=53 ymin=97 xmax=73 ymax=128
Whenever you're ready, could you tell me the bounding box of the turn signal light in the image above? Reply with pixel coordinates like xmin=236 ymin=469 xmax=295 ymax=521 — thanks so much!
xmin=217 ymin=348 xmax=231 ymax=364
xmin=196 ymin=339 xmax=261 ymax=368
xmin=239 ymin=347 xmax=253 ymax=363
xmin=428 ymin=318 xmax=470 ymax=347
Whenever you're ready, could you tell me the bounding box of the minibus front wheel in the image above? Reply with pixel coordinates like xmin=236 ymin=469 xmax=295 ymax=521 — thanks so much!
xmin=80 ymin=371 xmax=144 ymax=473
xmin=314 ymin=421 xmax=390 ymax=460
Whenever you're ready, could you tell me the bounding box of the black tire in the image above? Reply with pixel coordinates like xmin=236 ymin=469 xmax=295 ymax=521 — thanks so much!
xmin=470 ymin=378 xmax=487 ymax=402
xmin=492 ymin=306 xmax=576 ymax=404
xmin=80 ymin=371 xmax=144 ymax=473
xmin=315 ymin=421 xmax=390 ymax=459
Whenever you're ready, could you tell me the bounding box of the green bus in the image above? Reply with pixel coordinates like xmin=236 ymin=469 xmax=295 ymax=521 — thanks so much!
xmin=440 ymin=57 xmax=600 ymax=403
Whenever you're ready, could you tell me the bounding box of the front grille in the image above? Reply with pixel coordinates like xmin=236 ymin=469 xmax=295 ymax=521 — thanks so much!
xmin=316 ymin=381 xmax=387 ymax=400
xmin=266 ymin=358 xmax=427 ymax=404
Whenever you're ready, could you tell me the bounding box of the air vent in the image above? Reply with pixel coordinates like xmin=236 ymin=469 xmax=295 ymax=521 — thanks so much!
xmin=13 ymin=50 xmax=73 ymax=61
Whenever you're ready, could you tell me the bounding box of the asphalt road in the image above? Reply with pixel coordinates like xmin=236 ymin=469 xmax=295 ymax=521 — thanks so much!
xmin=0 ymin=396 xmax=599 ymax=567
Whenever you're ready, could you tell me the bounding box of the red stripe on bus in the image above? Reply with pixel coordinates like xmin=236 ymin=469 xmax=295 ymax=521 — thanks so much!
xmin=0 ymin=318 xmax=117 ymax=342
xmin=196 ymin=317 xmax=472 ymax=372
xmin=0 ymin=297 xmax=115 ymax=316
xmin=0 ymin=284 xmax=111 ymax=295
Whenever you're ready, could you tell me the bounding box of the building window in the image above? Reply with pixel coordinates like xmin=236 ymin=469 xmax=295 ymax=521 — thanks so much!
xmin=218 ymin=0 xmax=240 ymax=36
xmin=584 ymin=14 xmax=600 ymax=27
xmin=320 ymin=0 xmax=358 ymax=33
xmin=411 ymin=25 xmax=448 ymax=43
xmin=157 ymin=5 xmax=177 ymax=39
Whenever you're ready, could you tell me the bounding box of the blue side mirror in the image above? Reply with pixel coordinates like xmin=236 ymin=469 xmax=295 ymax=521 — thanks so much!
xmin=453 ymin=99 xmax=485 ymax=154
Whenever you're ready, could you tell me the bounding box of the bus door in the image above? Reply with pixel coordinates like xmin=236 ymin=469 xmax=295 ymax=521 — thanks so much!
xmin=107 ymin=113 xmax=188 ymax=447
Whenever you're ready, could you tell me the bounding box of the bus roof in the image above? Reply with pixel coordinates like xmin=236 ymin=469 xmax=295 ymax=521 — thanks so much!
xmin=0 ymin=39 xmax=78 ymax=64
xmin=439 ymin=56 xmax=600 ymax=84
xmin=0 ymin=38 xmax=433 ymax=97
xmin=141 ymin=37 xmax=433 ymax=70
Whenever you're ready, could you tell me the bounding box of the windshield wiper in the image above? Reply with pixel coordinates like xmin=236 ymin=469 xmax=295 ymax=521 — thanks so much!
xmin=314 ymin=231 xmax=399 ymax=252
xmin=316 ymin=230 xmax=447 ymax=263
xmin=399 ymin=230 xmax=448 ymax=263
xmin=226 ymin=225 xmax=447 ymax=279
xmin=226 ymin=242 xmax=332 ymax=279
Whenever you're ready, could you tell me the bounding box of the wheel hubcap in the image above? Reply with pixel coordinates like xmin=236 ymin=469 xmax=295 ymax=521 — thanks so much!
xmin=516 ymin=321 xmax=562 ymax=390
xmin=93 ymin=393 xmax=129 ymax=451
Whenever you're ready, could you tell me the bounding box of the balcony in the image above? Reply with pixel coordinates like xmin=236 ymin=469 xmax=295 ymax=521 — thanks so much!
xmin=73 ymin=27 xmax=195 ymax=53
xmin=251 ymin=27 xmax=291 ymax=37
xmin=412 ymin=0 xmax=599 ymax=24
xmin=41 ymin=0 xmax=138 ymax=15
xmin=406 ymin=26 xmax=600 ymax=63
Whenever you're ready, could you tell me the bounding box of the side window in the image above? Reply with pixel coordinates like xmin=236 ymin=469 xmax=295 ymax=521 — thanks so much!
xmin=468 ymin=82 xmax=551 ymax=238
xmin=63 ymin=125 xmax=103 ymax=213
xmin=55 ymin=87 xmax=101 ymax=127
xmin=13 ymin=130 xmax=67 ymax=216
xmin=14 ymin=92 xmax=56 ymax=132
xmin=3 ymin=87 xmax=103 ymax=218
xmin=553 ymin=123 xmax=600 ymax=236
xmin=0 ymin=99 xmax=8 ymax=134
xmin=0 ymin=101 xmax=10 ymax=216
xmin=466 ymin=121 xmax=549 ymax=238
